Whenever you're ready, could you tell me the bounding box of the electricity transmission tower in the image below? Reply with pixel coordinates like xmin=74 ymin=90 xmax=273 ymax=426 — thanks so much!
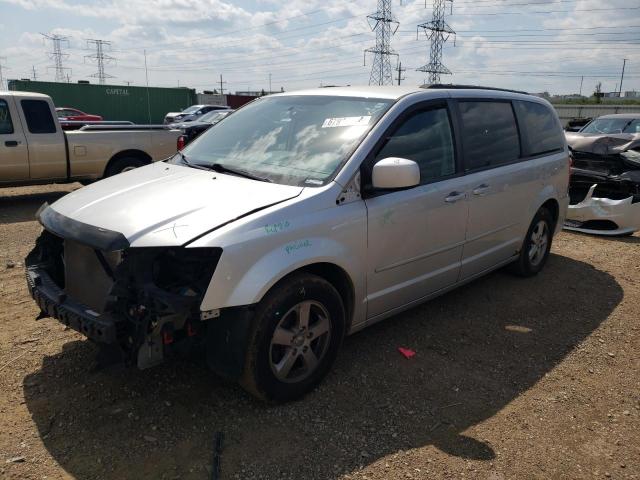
xmin=85 ymin=39 xmax=115 ymax=85
xmin=42 ymin=33 xmax=71 ymax=82
xmin=417 ymin=0 xmax=455 ymax=85
xmin=364 ymin=0 xmax=399 ymax=86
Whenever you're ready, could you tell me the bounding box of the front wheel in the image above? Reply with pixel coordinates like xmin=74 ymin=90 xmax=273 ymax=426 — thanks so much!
xmin=510 ymin=207 xmax=554 ymax=277
xmin=240 ymin=273 xmax=345 ymax=402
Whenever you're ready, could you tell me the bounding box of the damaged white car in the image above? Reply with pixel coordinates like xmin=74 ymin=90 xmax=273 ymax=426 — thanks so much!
xmin=565 ymin=116 xmax=640 ymax=236
xmin=26 ymin=86 xmax=569 ymax=402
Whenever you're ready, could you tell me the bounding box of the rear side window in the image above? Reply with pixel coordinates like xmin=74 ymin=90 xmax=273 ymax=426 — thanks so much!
xmin=514 ymin=100 xmax=564 ymax=156
xmin=21 ymin=100 xmax=57 ymax=134
xmin=375 ymin=107 xmax=456 ymax=184
xmin=458 ymin=101 xmax=520 ymax=170
xmin=0 ymin=100 xmax=14 ymax=134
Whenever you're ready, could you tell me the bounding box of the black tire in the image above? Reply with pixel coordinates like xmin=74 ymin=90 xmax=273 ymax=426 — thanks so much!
xmin=240 ymin=273 xmax=345 ymax=402
xmin=104 ymin=157 xmax=147 ymax=177
xmin=510 ymin=207 xmax=555 ymax=277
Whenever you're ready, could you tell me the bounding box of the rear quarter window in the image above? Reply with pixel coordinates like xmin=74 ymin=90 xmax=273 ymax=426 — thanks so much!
xmin=514 ymin=100 xmax=564 ymax=156
xmin=458 ymin=101 xmax=520 ymax=170
xmin=0 ymin=99 xmax=14 ymax=134
xmin=21 ymin=99 xmax=57 ymax=134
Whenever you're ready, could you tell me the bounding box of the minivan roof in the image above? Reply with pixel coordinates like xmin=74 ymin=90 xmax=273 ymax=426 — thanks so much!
xmin=274 ymin=85 xmax=536 ymax=101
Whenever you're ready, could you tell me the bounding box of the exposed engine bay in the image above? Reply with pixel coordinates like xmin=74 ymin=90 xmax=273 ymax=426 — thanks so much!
xmin=26 ymin=219 xmax=222 ymax=369
xmin=565 ymin=132 xmax=640 ymax=236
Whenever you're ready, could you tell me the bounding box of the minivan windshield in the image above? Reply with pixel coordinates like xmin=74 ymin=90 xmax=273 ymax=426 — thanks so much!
xmin=581 ymin=117 xmax=640 ymax=134
xmin=177 ymin=95 xmax=393 ymax=186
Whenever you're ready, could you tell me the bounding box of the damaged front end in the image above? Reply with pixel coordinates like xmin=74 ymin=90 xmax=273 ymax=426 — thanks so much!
xmin=565 ymin=132 xmax=640 ymax=236
xmin=26 ymin=206 xmax=221 ymax=369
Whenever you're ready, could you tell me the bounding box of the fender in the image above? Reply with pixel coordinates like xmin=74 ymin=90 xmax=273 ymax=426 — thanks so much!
xmin=200 ymin=235 xmax=364 ymax=311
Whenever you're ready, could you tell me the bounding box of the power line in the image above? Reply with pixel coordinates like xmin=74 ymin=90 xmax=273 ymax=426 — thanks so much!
xmin=85 ymin=39 xmax=115 ymax=85
xmin=364 ymin=0 xmax=399 ymax=85
xmin=107 ymin=0 xmax=587 ymax=55
xmin=42 ymin=33 xmax=71 ymax=82
xmin=417 ymin=0 xmax=455 ymax=84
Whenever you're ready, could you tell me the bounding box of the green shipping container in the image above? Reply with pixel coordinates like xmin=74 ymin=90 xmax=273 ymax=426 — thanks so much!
xmin=7 ymin=80 xmax=197 ymax=124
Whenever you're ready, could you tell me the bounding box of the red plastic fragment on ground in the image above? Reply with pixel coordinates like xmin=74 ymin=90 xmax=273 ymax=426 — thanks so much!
xmin=397 ymin=347 xmax=416 ymax=359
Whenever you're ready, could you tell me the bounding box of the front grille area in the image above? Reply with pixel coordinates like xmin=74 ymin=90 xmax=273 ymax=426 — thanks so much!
xmin=63 ymin=240 xmax=118 ymax=313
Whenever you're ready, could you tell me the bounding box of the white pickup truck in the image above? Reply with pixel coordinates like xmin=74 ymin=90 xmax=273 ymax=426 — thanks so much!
xmin=0 ymin=91 xmax=181 ymax=186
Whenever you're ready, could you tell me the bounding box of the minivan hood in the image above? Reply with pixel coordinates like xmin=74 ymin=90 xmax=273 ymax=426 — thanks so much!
xmin=48 ymin=162 xmax=303 ymax=247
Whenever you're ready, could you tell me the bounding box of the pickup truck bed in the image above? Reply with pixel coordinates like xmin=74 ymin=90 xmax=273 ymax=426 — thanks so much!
xmin=1 ymin=91 xmax=181 ymax=186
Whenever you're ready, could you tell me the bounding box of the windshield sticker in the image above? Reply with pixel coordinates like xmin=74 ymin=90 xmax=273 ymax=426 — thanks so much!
xmin=322 ymin=116 xmax=371 ymax=128
xmin=305 ymin=178 xmax=323 ymax=185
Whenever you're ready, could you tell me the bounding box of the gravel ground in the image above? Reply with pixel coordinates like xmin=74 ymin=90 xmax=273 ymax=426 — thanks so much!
xmin=0 ymin=184 xmax=639 ymax=480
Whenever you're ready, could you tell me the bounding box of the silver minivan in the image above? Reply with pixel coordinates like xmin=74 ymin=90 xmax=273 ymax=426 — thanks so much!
xmin=26 ymin=86 xmax=570 ymax=401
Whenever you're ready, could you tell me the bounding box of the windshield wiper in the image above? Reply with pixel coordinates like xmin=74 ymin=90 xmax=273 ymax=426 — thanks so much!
xmin=175 ymin=154 xmax=271 ymax=182
xmin=174 ymin=151 xmax=211 ymax=171
xmin=209 ymin=163 xmax=272 ymax=183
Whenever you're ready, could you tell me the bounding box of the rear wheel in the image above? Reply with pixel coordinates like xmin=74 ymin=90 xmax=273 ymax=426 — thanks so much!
xmin=240 ymin=273 xmax=345 ymax=402
xmin=510 ymin=207 xmax=554 ymax=277
xmin=105 ymin=157 xmax=147 ymax=177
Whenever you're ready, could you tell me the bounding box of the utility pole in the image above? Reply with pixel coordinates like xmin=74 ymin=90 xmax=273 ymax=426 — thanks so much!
xmin=579 ymin=75 xmax=583 ymax=96
xmin=269 ymin=73 xmax=272 ymax=93
xmin=396 ymin=61 xmax=406 ymax=85
xmin=42 ymin=33 xmax=71 ymax=82
xmin=417 ymin=0 xmax=455 ymax=85
xmin=0 ymin=57 xmax=6 ymax=90
xmin=364 ymin=0 xmax=399 ymax=86
xmin=85 ymin=39 xmax=115 ymax=85
xmin=32 ymin=65 xmax=38 ymax=81
xmin=619 ymin=58 xmax=627 ymax=97
xmin=219 ymin=74 xmax=226 ymax=95
xmin=144 ymin=50 xmax=152 ymax=124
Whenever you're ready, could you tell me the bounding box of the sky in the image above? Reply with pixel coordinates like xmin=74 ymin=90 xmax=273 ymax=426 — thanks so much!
xmin=0 ymin=0 xmax=639 ymax=95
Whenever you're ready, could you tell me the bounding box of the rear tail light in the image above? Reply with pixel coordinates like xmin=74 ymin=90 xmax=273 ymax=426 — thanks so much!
xmin=177 ymin=135 xmax=186 ymax=151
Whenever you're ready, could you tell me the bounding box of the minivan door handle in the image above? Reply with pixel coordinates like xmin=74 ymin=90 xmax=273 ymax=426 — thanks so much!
xmin=4 ymin=140 xmax=19 ymax=147
xmin=444 ymin=191 xmax=466 ymax=204
xmin=472 ymin=184 xmax=490 ymax=196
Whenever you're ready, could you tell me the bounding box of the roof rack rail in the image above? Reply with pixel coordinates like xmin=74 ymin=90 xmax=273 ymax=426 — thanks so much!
xmin=421 ymin=84 xmax=529 ymax=95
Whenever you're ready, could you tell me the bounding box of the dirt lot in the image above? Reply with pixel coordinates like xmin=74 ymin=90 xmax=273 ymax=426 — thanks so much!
xmin=0 ymin=184 xmax=639 ymax=480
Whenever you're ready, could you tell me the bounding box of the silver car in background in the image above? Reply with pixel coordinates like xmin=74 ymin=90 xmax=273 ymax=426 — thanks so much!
xmin=26 ymin=86 xmax=570 ymax=402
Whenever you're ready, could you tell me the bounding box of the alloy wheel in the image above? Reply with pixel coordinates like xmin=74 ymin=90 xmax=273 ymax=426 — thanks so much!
xmin=528 ymin=220 xmax=549 ymax=267
xmin=269 ymin=300 xmax=332 ymax=383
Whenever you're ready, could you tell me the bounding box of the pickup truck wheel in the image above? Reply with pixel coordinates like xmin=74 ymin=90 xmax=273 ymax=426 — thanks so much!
xmin=105 ymin=157 xmax=146 ymax=177
xmin=509 ymin=207 xmax=554 ymax=277
xmin=240 ymin=273 xmax=345 ymax=402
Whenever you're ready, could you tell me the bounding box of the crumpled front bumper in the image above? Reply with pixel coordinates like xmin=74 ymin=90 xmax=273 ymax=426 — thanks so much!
xmin=564 ymin=184 xmax=640 ymax=236
xmin=26 ymin=205 xmax=224 ymax=369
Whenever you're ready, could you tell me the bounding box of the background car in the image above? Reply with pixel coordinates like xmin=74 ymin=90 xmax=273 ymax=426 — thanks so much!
xmin=577 ymin=114 xmax=640 ymax=135
xmin=173 ymin=109 xmax=234 ymax=149
xmin=163 ymin=104 xmax=230 ymax=124
xmin=55 ymin=107 xmax=103 ymax=121
xmin=565 ymin=117 xmax=592 ymax=132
